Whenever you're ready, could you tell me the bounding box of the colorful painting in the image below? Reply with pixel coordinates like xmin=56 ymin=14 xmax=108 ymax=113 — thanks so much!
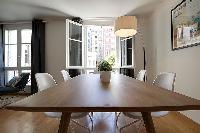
xmin=171 ymin=0 xmax=200 ymax=50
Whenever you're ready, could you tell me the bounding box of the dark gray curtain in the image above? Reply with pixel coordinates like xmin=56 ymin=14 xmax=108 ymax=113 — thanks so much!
xmin=31 ymin=19 xmax=45 ymax=94
xmin=0 ymin=25 xmax=5 ymax=86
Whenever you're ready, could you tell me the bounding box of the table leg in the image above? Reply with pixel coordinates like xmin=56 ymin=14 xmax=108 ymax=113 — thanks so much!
xmin=141 ymin=112 xmax=156 ymax=133
xmin=58 ymin=112 xmax=71 ymax=133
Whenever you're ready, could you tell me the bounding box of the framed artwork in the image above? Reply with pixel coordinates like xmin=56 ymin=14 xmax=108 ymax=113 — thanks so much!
xmin=171 ymin=0 xmax=200 ymax=50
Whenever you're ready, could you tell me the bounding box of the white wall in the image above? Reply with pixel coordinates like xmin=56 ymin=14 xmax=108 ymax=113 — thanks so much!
xmin=134 ymin=16 xmax=157 ymax=83
xmin=45 ymin=19 xmax=66 ymax=83
xmin=144 ymin=0 xmax=200 ymax=123
xmin=134 ymin=17 xmax=145 ymax=78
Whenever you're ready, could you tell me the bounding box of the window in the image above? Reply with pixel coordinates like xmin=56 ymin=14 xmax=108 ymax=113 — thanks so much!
xmin=66 ymin=20 xmax=84 ymax=68
xmin=21 ymin=29 xmax=31 ymax=67
xmin=120 ymin=37 xmax=134 ymax=67
xmin=5 ymin=30 xmax=17 ymax=67
xmin=4 ymin=24 xmax=32 ymax=83
xmin=85 ymin=25 xmax=118 ymax=69
xmin=66 ymin=19 xmax=134 ymax=73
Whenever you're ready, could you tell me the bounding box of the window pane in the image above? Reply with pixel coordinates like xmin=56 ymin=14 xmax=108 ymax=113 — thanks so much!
xmin=127 ymin=49 xmax=132 ymax=65
xmin=87 ymin=26 xmax=102 ymax=68
xmin=5 ymin=70 xmax=18 ymax=83
xmin=21 ymin=44 xmax=31 ymax=67
xmin=121 ymin=40 xmax=127 ymax=66
xmin=69 ymin=40 xmax=82 ymax=66
xmin=127 ymin=39 xmax=132 ymax=65
xmin=103 ymin=26 xmax=116 ymax=66
xmin=21 ymin=29 xmax=32 ymax=43
xmin=5 ymin=30 xmax=17 ymax=44
xmin=22 ymin=70 xmax=31 ymax=85
xmin=121 ymin=38 xmax=132 ymax=66
xmin=5 ymin=30 xmax=8 ymax=44
xmin=69 ymin=23 xmax=82 ymax=41
xmin=5 ymin=45 xmax=17 ymax=67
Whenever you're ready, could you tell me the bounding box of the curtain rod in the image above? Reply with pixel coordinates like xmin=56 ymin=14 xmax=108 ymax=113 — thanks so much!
xmin=0 ymin=20 xmax=47 ymax=25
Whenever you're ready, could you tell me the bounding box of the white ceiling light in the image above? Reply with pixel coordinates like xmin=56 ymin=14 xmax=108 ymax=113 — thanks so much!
xmin=114 ymin=16 xmax=137 ymax=37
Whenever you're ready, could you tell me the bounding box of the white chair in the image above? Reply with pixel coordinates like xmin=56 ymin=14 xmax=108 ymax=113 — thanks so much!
xmin=61 ymin=69 xmax=71 ymax=82
xmin=136 ymin=70 xmax=146 ymax=81
xmin=151 ymin=72 xmax=176 ymax=117
xmin=35 ymin=73 xmax=61 ymax=118
xmin=116 ymin=72 xmax=176 ymax=132
xmin=60 ymin=70 xmax=94 ymax=126
xmin=115 ymin=70 xmax=146 ymax=130
xmin=35 ymin=73 xmax=93 ymax=132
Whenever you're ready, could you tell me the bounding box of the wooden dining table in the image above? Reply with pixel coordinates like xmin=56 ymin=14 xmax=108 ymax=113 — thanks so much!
xmin=6 ymin=74 xmax=200 ymax=133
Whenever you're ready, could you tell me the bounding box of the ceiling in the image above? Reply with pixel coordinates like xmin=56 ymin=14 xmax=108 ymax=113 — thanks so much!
xmin=0 ymin=0 xmax=164 ymax=21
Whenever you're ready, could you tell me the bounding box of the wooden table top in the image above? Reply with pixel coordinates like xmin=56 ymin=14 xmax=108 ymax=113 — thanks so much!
xmin=6 ymin=74 xmax=200 ymax=112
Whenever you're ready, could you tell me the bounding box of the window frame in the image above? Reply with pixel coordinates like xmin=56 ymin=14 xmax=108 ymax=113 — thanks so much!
xmin=66 ymin=20 xmax=134 ymax=72
xmin=120 ymin=37 xmax=135 ymax=68
xmin=3 ymin=24 xmax=32 ymax=83
xmin=66 ymin=19 xmax=85 ymax=69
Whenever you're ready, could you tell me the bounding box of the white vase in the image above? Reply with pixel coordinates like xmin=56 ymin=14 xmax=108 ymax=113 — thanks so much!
xmin=100 ymin=71 xmax=111 ymax=83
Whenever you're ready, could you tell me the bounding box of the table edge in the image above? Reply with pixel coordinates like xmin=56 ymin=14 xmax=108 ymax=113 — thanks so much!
xmin=5 ymin=105 xmax=200 ymax=112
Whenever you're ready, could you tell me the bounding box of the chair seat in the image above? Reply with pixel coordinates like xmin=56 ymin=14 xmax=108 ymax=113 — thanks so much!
xmin=151 ymin=111 xmax=169 ymax=117
xmin=71 ymin=112 xmax=89 ymax=119
xmin=123 ymin=111 xmax=169 ymax=119
xmin=44 ymin=112 xmax=88 ymax=119
xmin=44 ymin=112 xmax=62 ymax=118
xmin=123 ymin=112 xmax=142 ymax=119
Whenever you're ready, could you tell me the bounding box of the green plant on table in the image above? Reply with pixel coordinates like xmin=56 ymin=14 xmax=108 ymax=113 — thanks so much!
xmin=98 ymin=60 xmax=112 ymax=71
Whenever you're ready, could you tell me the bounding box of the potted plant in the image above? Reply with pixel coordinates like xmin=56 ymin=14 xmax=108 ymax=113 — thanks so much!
xmin=98 ymin=60 xmax=112 ymax=82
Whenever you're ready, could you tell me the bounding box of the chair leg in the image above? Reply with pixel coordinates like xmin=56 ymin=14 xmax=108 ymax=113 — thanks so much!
xmin=136 ymin=119 xmax=144 ymax=133
xmin=119 ymin=119 xmax=141 ymax=133
xmin=69 ymin=122 xmax=75 ymax=133
xmin=70 ymin=114 xmax=93 ymax=133
xmin=91 ymin=112 xmax=93 ymax=117
xmin=71 ymin=119 xmax=91 ymax=133
xmin=88 ymin=114 xmax=94 ymax=132
xmin=115 ymin=112 xmax=121 ymax=129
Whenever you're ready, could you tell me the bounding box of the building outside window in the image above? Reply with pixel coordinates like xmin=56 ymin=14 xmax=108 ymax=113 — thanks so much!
xmin=86 ymin=25 xmax=117 ymax=69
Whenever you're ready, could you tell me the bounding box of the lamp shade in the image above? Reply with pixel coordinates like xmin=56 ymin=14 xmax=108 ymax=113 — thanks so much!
xmin=114 ymin=16 xmax=137 ymax=37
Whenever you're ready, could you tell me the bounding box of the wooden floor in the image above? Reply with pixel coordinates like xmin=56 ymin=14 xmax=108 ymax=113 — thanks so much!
xmin=0 ymin=110 xmax=199 ymax=133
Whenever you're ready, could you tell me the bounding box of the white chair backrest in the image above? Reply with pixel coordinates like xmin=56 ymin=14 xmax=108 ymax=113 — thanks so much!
xmin=61 ymin=70 xmax=71 ymax=82
xmin=153 ymin=72 xmax=176 ymax=91
xmin=35 ymin=73 xmax=56 ymax=91
xmin=136 ymin=70 xmax=146 ymax=81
